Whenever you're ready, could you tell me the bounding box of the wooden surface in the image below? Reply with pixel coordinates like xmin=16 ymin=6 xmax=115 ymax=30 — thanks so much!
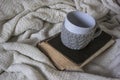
xmin=38 ymin=42 xmax=83 ymax=71
xmin=38 ymin=39 xmax=115 ymax=71
xmin=47 ymin=32 xmax=114 ymax=64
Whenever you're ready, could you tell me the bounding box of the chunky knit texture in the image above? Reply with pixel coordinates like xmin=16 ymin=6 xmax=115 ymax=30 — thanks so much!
xmin=0 ymin=0 xmax=120 ymax=80
xmin=61 ymin=25 xmax=95 ymax=50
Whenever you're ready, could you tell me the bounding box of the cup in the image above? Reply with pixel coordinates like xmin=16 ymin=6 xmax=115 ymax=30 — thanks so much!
xmin=61 ymin=11 xmax=101 ymax=50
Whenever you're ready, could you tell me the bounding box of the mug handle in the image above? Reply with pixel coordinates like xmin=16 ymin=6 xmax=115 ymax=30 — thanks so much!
xmin=92 ymin=27 xmax=102 ymax=39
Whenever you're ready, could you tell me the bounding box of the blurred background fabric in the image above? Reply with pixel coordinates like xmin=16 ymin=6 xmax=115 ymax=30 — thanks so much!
xmin=0 ymin=0 xmax=120 ymax=80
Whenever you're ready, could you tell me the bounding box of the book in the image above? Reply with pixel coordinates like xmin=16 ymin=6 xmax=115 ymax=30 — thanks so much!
xmin=37 ymin=31 xmax=115 ymax=71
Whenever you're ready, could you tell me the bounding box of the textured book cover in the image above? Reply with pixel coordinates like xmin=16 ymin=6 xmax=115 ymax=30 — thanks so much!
xmin=37 ymin=31 xmax=115 ymax=71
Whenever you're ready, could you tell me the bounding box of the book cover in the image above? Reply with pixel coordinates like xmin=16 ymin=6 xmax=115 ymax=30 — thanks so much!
xmin=37 ymin=31 xmax=115 ymax=71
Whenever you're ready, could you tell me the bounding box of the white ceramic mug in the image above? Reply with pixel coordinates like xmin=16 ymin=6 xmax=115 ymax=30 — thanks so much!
xmin=61 ymin=11 xmax=101 ymax=50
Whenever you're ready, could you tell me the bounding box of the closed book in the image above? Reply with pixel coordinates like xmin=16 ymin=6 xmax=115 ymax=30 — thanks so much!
xmin=37 ymin=31 xmax=115 ymax=71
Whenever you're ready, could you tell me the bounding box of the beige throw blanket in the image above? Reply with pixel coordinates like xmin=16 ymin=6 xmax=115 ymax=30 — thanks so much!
xmin=0 ymin=0 xmax=120 ymax=80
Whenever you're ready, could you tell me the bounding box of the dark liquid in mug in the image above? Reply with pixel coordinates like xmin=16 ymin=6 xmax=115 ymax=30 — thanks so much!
xmin=67 ymin=13 xmax=90 ymax=28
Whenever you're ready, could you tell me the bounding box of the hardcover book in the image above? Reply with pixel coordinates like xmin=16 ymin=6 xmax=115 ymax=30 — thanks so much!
xmin=37 ymin=31 xmax=115 ymax=71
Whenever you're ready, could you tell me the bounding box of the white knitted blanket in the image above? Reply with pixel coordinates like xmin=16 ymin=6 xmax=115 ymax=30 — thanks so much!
xmin=0 ymin=0 xmax=120 ymax=80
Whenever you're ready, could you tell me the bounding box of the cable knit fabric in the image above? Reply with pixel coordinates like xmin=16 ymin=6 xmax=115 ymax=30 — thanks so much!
xmin=0 ymin=0 xmax=120 ymax=80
